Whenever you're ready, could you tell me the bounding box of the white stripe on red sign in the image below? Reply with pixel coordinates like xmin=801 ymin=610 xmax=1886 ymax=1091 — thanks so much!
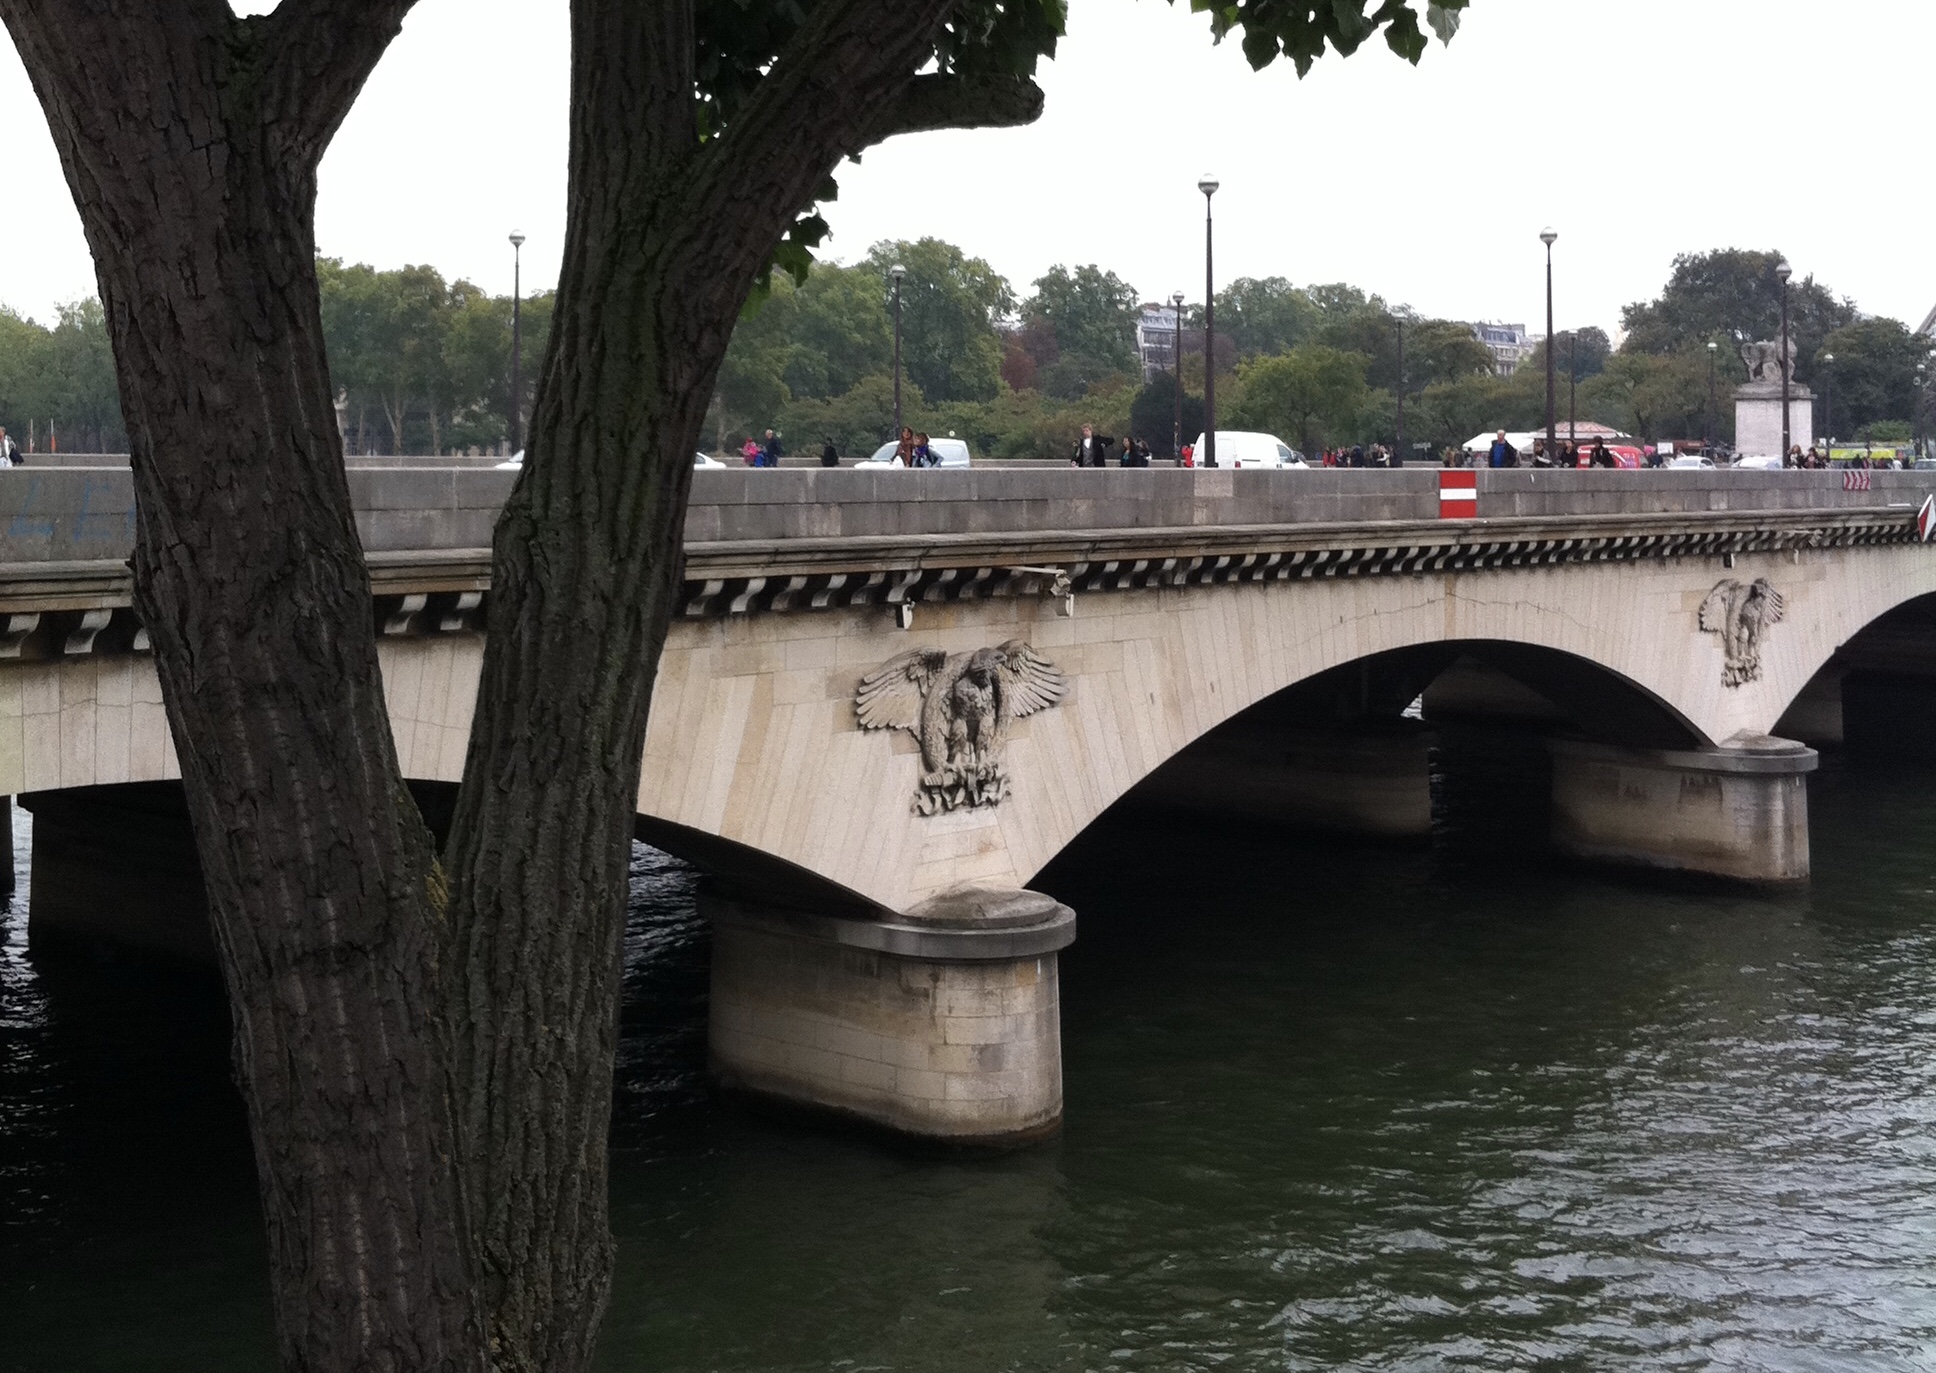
xmin=1439 ymin=469 xmax=1477 ymax=518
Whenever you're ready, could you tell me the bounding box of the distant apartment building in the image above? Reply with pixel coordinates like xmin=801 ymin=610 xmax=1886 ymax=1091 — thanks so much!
xmin=1469 ymin=321 xmax=1539 ymax=376
xmin=1136 ymin=303 xmax=1182 ymax=379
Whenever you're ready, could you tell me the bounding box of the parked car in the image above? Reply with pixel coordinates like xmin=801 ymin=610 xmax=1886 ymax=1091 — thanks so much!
xmin=855 ymin=437 xmax=973 ymax=469
xmin=1730 ymin=454 xmax=1783 ymax=471
xmin=1666 ymin=454 xmax=1716 ymax=469
xmin=1188 ymin=431 xmax=1307 ymax=469
xmin=693 ymin=451 xmax=726 ymax=469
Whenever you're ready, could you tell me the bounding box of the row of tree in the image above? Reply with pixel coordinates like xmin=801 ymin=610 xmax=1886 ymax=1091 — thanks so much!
xmin=6 ymin=246 xmax=1925 ymax=461
xmin=716 ymin=243 xmax=1935 ymax=462
xmin=0 ymin=300 xmax=125 ymax=451
xmin=0 ymin=266 xmax=551 ymax=456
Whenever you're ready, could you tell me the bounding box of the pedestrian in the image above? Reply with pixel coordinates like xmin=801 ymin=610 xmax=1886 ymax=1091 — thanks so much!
xmin=1531 ymin=436 xmax=1552 ymax=468
xmin=741 ymin=437 xmax=761 ymax=465
xmin=820 ymin=436 xmax=839 ymax=468
xmin=911 ymin=431 xmax=937 ymax=468
xmin=760 ymin=428 xmax=785 ymax=468
xmin=893 ymin=426 xmax=916 ymax=466
xmin=1120 ymin=436 xmax=1150 ymax=467
xmin=1071 ymin=423 xmax=1106 ymax=468
xmin=1588 ymin=438 xmax=1615 ymax=468
xmin=1180 ymin=441 xmax=1194 ymax=466
xmin=1787 ymin=445 xmax=1804 ymax=469
xmin=1349 ymin=444 xmax=1366 ymax=469
xmin=0 ymin=427 xmax=18 ymax=466
xmin=1486 ymin=430 xmax=1518 ymax=468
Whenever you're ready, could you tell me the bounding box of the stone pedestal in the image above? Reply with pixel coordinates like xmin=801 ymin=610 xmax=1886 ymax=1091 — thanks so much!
xmin=19 ymin=783 xmax=214 ymax=960
xmin=1131 ymin=724 xmax=1433 ymax=838
xmin=706 ymin=886 xmax=1075 ymax=1144
xmin=1548 ymin=734 xmax=1815 ymax=884
xmin=1734 ymin=382 xmax=1814 ymax=459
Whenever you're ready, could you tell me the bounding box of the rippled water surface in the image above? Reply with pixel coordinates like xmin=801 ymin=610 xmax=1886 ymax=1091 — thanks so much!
xmin=5 ymin=756 xmax=1936 ymax=1371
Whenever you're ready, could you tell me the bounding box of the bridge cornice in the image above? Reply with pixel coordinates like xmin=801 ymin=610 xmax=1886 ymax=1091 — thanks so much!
xmin=0 ymin=506 xmax=1920 ymax=649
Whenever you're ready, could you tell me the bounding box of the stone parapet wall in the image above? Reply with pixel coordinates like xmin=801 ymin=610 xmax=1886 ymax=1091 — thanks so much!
xmin=1 ymin=465 xmax=1932 ymax=564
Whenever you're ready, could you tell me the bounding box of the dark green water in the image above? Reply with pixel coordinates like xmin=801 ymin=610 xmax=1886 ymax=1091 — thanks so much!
xmin=5 ymin=754 xmax=1936 ymax=1371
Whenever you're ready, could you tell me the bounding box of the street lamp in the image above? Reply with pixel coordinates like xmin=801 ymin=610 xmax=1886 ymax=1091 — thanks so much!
xmin=889 ymin=263 xmax=907 ymax=436
xmin=1822 ymin=351 xmax=1835 ymax=445
xmin=1918 ymin=360 xmax=1929 ymax=458
xmin=1706 ymin=340 xmax=1718 ymax=451
xmin=1776 ymin=259 xmax=1793 ymax=461
xmin=1199 ymin=174 xmax=1220 ymax=468
xmin=1395 ymin=315 xmax=1406 ymax=460
xmin=1541 ymin=227 xmax=1558 ymax=463
xmin=509 ymin=231 xmax=525 ymax=454
xmin=1171 ymin=290 xmax=1185 ymax=462
xmin=1567 ymin=330 xmax=1578 ymax=454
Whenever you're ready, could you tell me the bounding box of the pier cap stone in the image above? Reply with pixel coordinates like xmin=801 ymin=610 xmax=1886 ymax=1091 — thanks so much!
xmin=901 ymin=885 xmax=1064 ymax=930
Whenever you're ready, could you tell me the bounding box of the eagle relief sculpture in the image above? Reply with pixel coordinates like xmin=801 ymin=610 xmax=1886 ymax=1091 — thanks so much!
xmin=855 ymin=641 xmax=1068 ymax=815
xmin=1698 ymin=578 xmax=1785 ymax=688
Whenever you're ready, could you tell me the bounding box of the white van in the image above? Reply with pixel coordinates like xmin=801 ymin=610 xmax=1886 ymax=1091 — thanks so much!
xmin=855 ymin=437 xmax=972 ymax=469
xmin=1189 ymin=431 xmax=1307 ymax=469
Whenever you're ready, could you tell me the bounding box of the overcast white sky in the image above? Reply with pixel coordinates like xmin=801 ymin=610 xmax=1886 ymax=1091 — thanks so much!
xmin=4 ymin=0 xmax=1931 ymax=338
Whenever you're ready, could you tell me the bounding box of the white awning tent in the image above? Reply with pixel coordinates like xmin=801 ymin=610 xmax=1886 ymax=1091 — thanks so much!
xmin=1462 ymin=430 xmax=1540 ymax=454
xmin=1461 ymin=422 xmax=1633 ymax=454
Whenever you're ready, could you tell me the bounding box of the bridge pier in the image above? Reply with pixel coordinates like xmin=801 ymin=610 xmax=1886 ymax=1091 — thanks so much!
xmin=1134 ymin=724 xmax=1434 ymax=839
xmin=706 ymin=887 xmax=1075 ymax=1145
xmin=18 ymin=783 xmax=214 ymax=960
xmin=1548 ymin=735 xmax=1816 ymax=884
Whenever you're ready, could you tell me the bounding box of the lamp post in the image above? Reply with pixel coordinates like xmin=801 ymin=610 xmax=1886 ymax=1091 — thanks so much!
xmin=1199 ymin=174 xmax=1220 ymax=468
xmin=1567 ymin=330 xmax=1577 ymax=453
xmin=889 ymin=263 xmax=907 ymax=436
xmin=1822 ymin=351 xmax=1834 ymax=445
xmin=1395 ymin=315 xmax=1406 ymax=459
xmin=1776 ymin=259 xmax=1793 ymax=462
xmin=1706 ymin=340 xmax=1718 ymax=452
xmin=1171 ymin=290 xmax=1186 ymax=461
xmin=508 ymin=230 xmax=525 ymax=454
xmin=1541 ymin=227 xmax=1558 ymax=463
xmin=1917 ymin=360 xmax=1929 ymax=459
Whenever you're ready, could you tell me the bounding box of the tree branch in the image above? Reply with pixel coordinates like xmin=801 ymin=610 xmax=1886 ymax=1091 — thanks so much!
xmin=858 ymin=71 xmax=1045 ymax=147
xmin=260 ymin=0 xmax=422 ymax=161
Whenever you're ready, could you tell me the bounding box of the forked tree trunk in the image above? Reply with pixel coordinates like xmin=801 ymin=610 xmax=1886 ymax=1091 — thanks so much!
xmin=0 ymin=5 xmax=483 ymax=1371
xmin=437 ymin=3 xmax=1001 ymax=1367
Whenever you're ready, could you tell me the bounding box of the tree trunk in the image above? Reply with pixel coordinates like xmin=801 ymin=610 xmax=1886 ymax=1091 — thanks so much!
xmin=437 ymin=2 xmax=987 ymax=1367
xmin=384 ymin=392 xmax=407 ymax=455
xmin=1 ymin=5 xmax=483 ymax=1370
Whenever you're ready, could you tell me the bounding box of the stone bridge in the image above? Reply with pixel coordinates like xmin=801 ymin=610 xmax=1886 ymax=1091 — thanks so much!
xmin=6 ymin=465 xmax=1936 ymax=1143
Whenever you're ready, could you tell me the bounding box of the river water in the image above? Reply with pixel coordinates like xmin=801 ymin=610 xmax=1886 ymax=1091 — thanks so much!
xmin=5 ymin=751 xmax=1936 ymax=1371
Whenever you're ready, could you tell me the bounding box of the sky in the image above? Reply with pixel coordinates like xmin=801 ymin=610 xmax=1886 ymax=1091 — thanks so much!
xmin=3 ymin=0 xmax=1932 ymax=340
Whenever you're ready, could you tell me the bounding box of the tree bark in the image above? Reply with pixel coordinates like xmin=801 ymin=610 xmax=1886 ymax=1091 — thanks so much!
xmin=0 ymin=4 xmax=483 ymax=1371
xmin=438 ymin=1 xmax=1024 ymax=1367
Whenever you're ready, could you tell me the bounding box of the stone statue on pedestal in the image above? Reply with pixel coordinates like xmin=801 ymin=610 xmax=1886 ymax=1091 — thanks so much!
xmin=1738 ymin=338 xmax=1795 ymax=386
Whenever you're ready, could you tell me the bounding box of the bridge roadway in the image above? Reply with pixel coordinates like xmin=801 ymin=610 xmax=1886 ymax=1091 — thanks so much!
xmin=6 ymin=466 xmax=1936 ymax=1143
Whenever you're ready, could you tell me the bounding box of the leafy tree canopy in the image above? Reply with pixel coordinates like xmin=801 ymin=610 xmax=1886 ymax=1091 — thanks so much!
xmin=1620 ymin=248 xmax=1854 ymax=380
xmin=1024 ymin=264 xmax=1141 ymax=376
xmin=1229 ymin=344 xmax=1371 ymax=454
xmin=1817 ymin=317 xmax=1935 ymax=437
xmin=862 ymin=238 xmax=1011 ymax=403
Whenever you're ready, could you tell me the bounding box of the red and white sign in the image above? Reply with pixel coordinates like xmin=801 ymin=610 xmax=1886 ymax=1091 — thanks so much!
xmin=1918 ymin=495 xmax=1935 ymax=543
xmin=1439 ymin=469 xmax=1477 ymax=519
xmin=1843 ymin=469 xmax=1872 ymax=492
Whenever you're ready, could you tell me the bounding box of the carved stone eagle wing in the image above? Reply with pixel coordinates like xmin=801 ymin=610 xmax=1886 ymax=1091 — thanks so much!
xmin=1698 ymin=580 xmax=1740 ymax=636
xmin=992 ymin=640 xmax=1068 ymax=724
xmin=855 ymin=648 xmax=948 ymax=733
xmin=1740 ymin=577 xmax=1785 ymax=633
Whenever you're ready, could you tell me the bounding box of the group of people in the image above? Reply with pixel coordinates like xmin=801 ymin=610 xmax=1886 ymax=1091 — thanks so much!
xmin=1070 ymin=424 xmax=1152 ymax=467
xmin=1458 ymin=431 xmax=1620 ymax=469
xmin=739 ymin=429 xmax=786 ymax=467
xmin=885 ymin=426 xmax=945 ymax=468
xmin=1318 ymin=445 xmax=1402 ymax=468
